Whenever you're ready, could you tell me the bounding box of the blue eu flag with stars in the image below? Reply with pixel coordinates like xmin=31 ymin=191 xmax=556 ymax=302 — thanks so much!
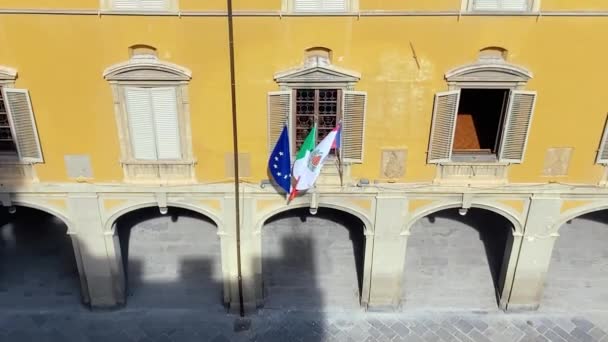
xmin=268 ymin=125 xmax=292 ymax=194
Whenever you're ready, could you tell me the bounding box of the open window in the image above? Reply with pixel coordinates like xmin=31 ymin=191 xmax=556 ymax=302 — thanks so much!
xmin=428 ymin=49 xmax=536 ymax=165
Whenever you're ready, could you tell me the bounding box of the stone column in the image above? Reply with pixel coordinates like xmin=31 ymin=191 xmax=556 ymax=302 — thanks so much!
xmin=506 ymin=196 xmax=561 ymax=311
xmin=67 ymin=194 xmax=122 ymax=308
xmin=366 ymin=196 xmax=408 ymax=311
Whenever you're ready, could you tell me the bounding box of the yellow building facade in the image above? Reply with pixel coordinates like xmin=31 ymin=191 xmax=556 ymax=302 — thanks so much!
xmin=2 ymin=0 xmax=608 ymax=312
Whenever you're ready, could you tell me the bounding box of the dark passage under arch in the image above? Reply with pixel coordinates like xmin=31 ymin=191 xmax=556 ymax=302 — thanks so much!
xmin=114 ymin=207 xmax=224 ymax=310
xmin=402 ymin=208 xmax=513 ymax=311
xmin=262 ymin=207 xmax=366 ymax=312
xmin=0 ymin=206 xmax=81 ymax=309
xmin=542 ymin=210 xmax=608 ymax=311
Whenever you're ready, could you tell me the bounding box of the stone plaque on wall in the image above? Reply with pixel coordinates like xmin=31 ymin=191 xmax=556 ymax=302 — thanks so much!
xmin=542 ymin=148 xmax=573 ymax=177
xmin=64 ymin=154 xmax=93 ymax=179
xmin=380 ymin=149 xmax=406 ymax=179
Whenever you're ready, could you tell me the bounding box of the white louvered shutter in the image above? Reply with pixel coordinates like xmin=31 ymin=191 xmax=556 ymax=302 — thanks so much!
xmin=267 ymin=91 xmax=292 ymax=155
xmin=342 ymin=91 xmax=367 ymax=163
xmin=499 ymin=90 xmax=537 ymax=163
xmin=125 ymin=87 xmax=157 ymax=160
xmin=322 ymin=0 xmax=347 ymax=11
xmin=1 ymin=88 xmax=43 ymax=163
xmin=112 ymin=0 xmax=167 ymax=10
xmin=596 ymin=116 xmax=608 ymax=164
xmin=150 ymin=87 xmax=181 ymax=160
xmin=473 ymin=0 xmax=528 ymax=10
xmin=427 ymin=91 xmax=460 ymax=163
xmin=294 ymin=0 xmax=322 ymax=11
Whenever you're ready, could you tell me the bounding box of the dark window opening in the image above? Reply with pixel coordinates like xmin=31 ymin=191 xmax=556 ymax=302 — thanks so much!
xmin=0 ymin=88 xmax=17 ymax=154
xmin=453 ymin=88 xmax=509 ymax=156
xmin=294 ymin=88 xmax=341 ymax=154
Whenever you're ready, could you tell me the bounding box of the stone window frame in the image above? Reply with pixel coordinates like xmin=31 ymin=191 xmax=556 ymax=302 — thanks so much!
xmin=282 ymin=0 xmax=359 ymax=13
xmin=0 ymin=66 xmax=38 ymax=182
xmin=271 ymin=50 xmax=363 ymax=184
xmin=100 ymin=0 xmax=179 ymax=12
xmin=462 ymin=0 xmax=541 ymax=12
xmin=430 ymin=52 xmax=535 ymax=184
xmin=103 ymin=52 xmax=196 ymax=184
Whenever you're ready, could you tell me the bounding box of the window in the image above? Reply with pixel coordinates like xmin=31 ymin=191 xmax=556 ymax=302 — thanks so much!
xmin=104 ymin=0 xmax=177 ymax=11
xmin=428 ymin=51 xmax=536 ymax=164
xmin=466 ymin=0 xmax=538 ymax=11
xmin=103 ymin=48 xmax=194 ymax=183
xmin=0 ymin=87 xmax=43 ymax=163
xmin=0 ymin=90 xmax=17 ymax=155
xmin=453 ymin=89 xmax=509 ymax=157
xmin=124 ymin=87 xmax=181 ymax=160
xmin=269 ymin=49 xmax=366 ymax=166
xmin=286 ymin=0 xmax=357 ymax=13
xmin=294 ymin=89 xmax=341 ymax=153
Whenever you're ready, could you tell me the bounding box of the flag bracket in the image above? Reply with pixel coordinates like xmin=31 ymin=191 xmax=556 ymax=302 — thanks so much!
xmin=309 ymin=191 xmax=319 ymax=215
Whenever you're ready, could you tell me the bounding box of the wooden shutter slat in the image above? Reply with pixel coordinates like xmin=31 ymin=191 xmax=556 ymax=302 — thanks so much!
xmin=322 ymin=0 xmax=347 ymax=11
xmin=112 ymin=0 xmax=167 ymax=10
xmin=499 ymin=90 xmax=537 ymax=163
xmin=428 ymin=90 xmax=460 ymax=163
xmin=596 ymin=116 xmax=608 ymax=164
xmin=342 ymin=90 xmax=367 ymax=163
xmin=1 ymin=88 xmax=43 ymax=163
xmin=267 ymin=91 xmax=292 ymax=156
xmin=150 ymin=87 xmax=181 ymax=160
xmin=473 ymin=0 xmax=528 ymax=10
xmin=125 ymin=87 xmax=157 ymax=160
xmin=294 ymin=0 xmax=321 ymax=11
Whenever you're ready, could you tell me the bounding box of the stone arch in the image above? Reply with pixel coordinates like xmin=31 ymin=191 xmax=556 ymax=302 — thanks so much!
xmin=255 ymin=202 xmax=373 ymax=235
xmin=254 ymin=202 xmax=373 ymax=311
xmin=9 ymin=200 xmax=74 ymax=232
xmin=401 ymin=201 xmax=522 ymax=310
xmin=551 ymin=201 xmax=608 ymax=234
xmin=105 ymin=202 xmax=226 ymax=309
xmin=105 ymin=201 xmax=223 ymax=234
xmin=542 ymin=202 xmax=608 ymax=311
xmin=0 ymin=202 xmax=85 ymax=308
xmin=403 ymin=201 xmax=522 ymax=236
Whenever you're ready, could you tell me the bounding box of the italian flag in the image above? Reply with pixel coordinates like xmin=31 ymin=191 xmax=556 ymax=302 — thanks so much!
xmin=289 ymin=124 xmax=340 ymax=200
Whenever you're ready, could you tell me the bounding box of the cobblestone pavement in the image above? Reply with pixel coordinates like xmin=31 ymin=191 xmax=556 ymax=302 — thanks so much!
xmin=1 ymin=308 xmax=608 ymax=341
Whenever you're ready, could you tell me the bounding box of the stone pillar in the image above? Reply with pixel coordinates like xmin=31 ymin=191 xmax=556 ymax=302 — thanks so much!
xmin=67 ymin=194 xmax=122 ymax=308
xmin=223 ymin=195 xmax=258 ymax=314
xmin=366 ymin=196 xmax=408 ymax=311
xmin=506 ymin=196 xmax=561 ymax=311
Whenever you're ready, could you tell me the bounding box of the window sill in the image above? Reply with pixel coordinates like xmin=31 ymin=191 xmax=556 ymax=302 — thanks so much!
xmin=121 ymin=160 xmax=196 ymax=184
xmin=434 ymin=163 xmax=509 ymax=185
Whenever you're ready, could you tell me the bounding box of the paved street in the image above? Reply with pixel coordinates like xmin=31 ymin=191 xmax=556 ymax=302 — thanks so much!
xmin=1 ymin=308 xmax=608 ymax=341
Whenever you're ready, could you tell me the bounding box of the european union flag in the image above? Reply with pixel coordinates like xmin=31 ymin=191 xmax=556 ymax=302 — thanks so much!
xmin=268 ymin=125 xmax=292 ymax=194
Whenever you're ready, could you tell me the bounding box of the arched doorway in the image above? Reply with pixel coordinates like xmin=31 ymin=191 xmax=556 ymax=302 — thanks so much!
xmin=542 ymin=210 xmax=608 ymax=311
xmin=112 ymin=206 xmax=223 ymax=310
xmin=402 ymin=208 xmax=514 ymax=310
xmin=261 ymin=207 xmax=366 ymax=312
xmin=0 ymin=206 xmax=82 ymax=308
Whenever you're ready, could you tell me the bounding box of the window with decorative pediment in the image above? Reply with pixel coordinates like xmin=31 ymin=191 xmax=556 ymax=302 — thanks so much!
xmin=103 ymin=46 xmax=195 ymax=184
xmin=267 ymin=48 xmax=366 ymax=185
xmin=427 ymin=48 xmax=536 ymax=183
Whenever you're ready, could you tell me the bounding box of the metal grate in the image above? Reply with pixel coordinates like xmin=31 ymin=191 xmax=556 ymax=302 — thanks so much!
xmin=294 ymin=89 xmax=340 ymax=152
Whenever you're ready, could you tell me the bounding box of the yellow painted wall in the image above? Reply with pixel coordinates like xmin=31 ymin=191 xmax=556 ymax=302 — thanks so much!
xmin=233 ymin=16 xmax=608 ymax=183
xmin=4 ymin=0 xmax=608 ymax=11
xmin=2 ymin=1 xmax=608 ymax=184
xmin=0 ymin=15 xmax=232 ymax=182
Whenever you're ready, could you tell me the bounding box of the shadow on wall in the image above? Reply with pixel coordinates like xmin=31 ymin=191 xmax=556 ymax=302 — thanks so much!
xmin=114 ymin=207 xmax=226 ymax=311
xmin=404 ymin=208 xmax=512 ymax=310
xmin=0 ymin=206 xmax=82 ymax=309
xmin=261 ymin=207 xmax=365 ymax=313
